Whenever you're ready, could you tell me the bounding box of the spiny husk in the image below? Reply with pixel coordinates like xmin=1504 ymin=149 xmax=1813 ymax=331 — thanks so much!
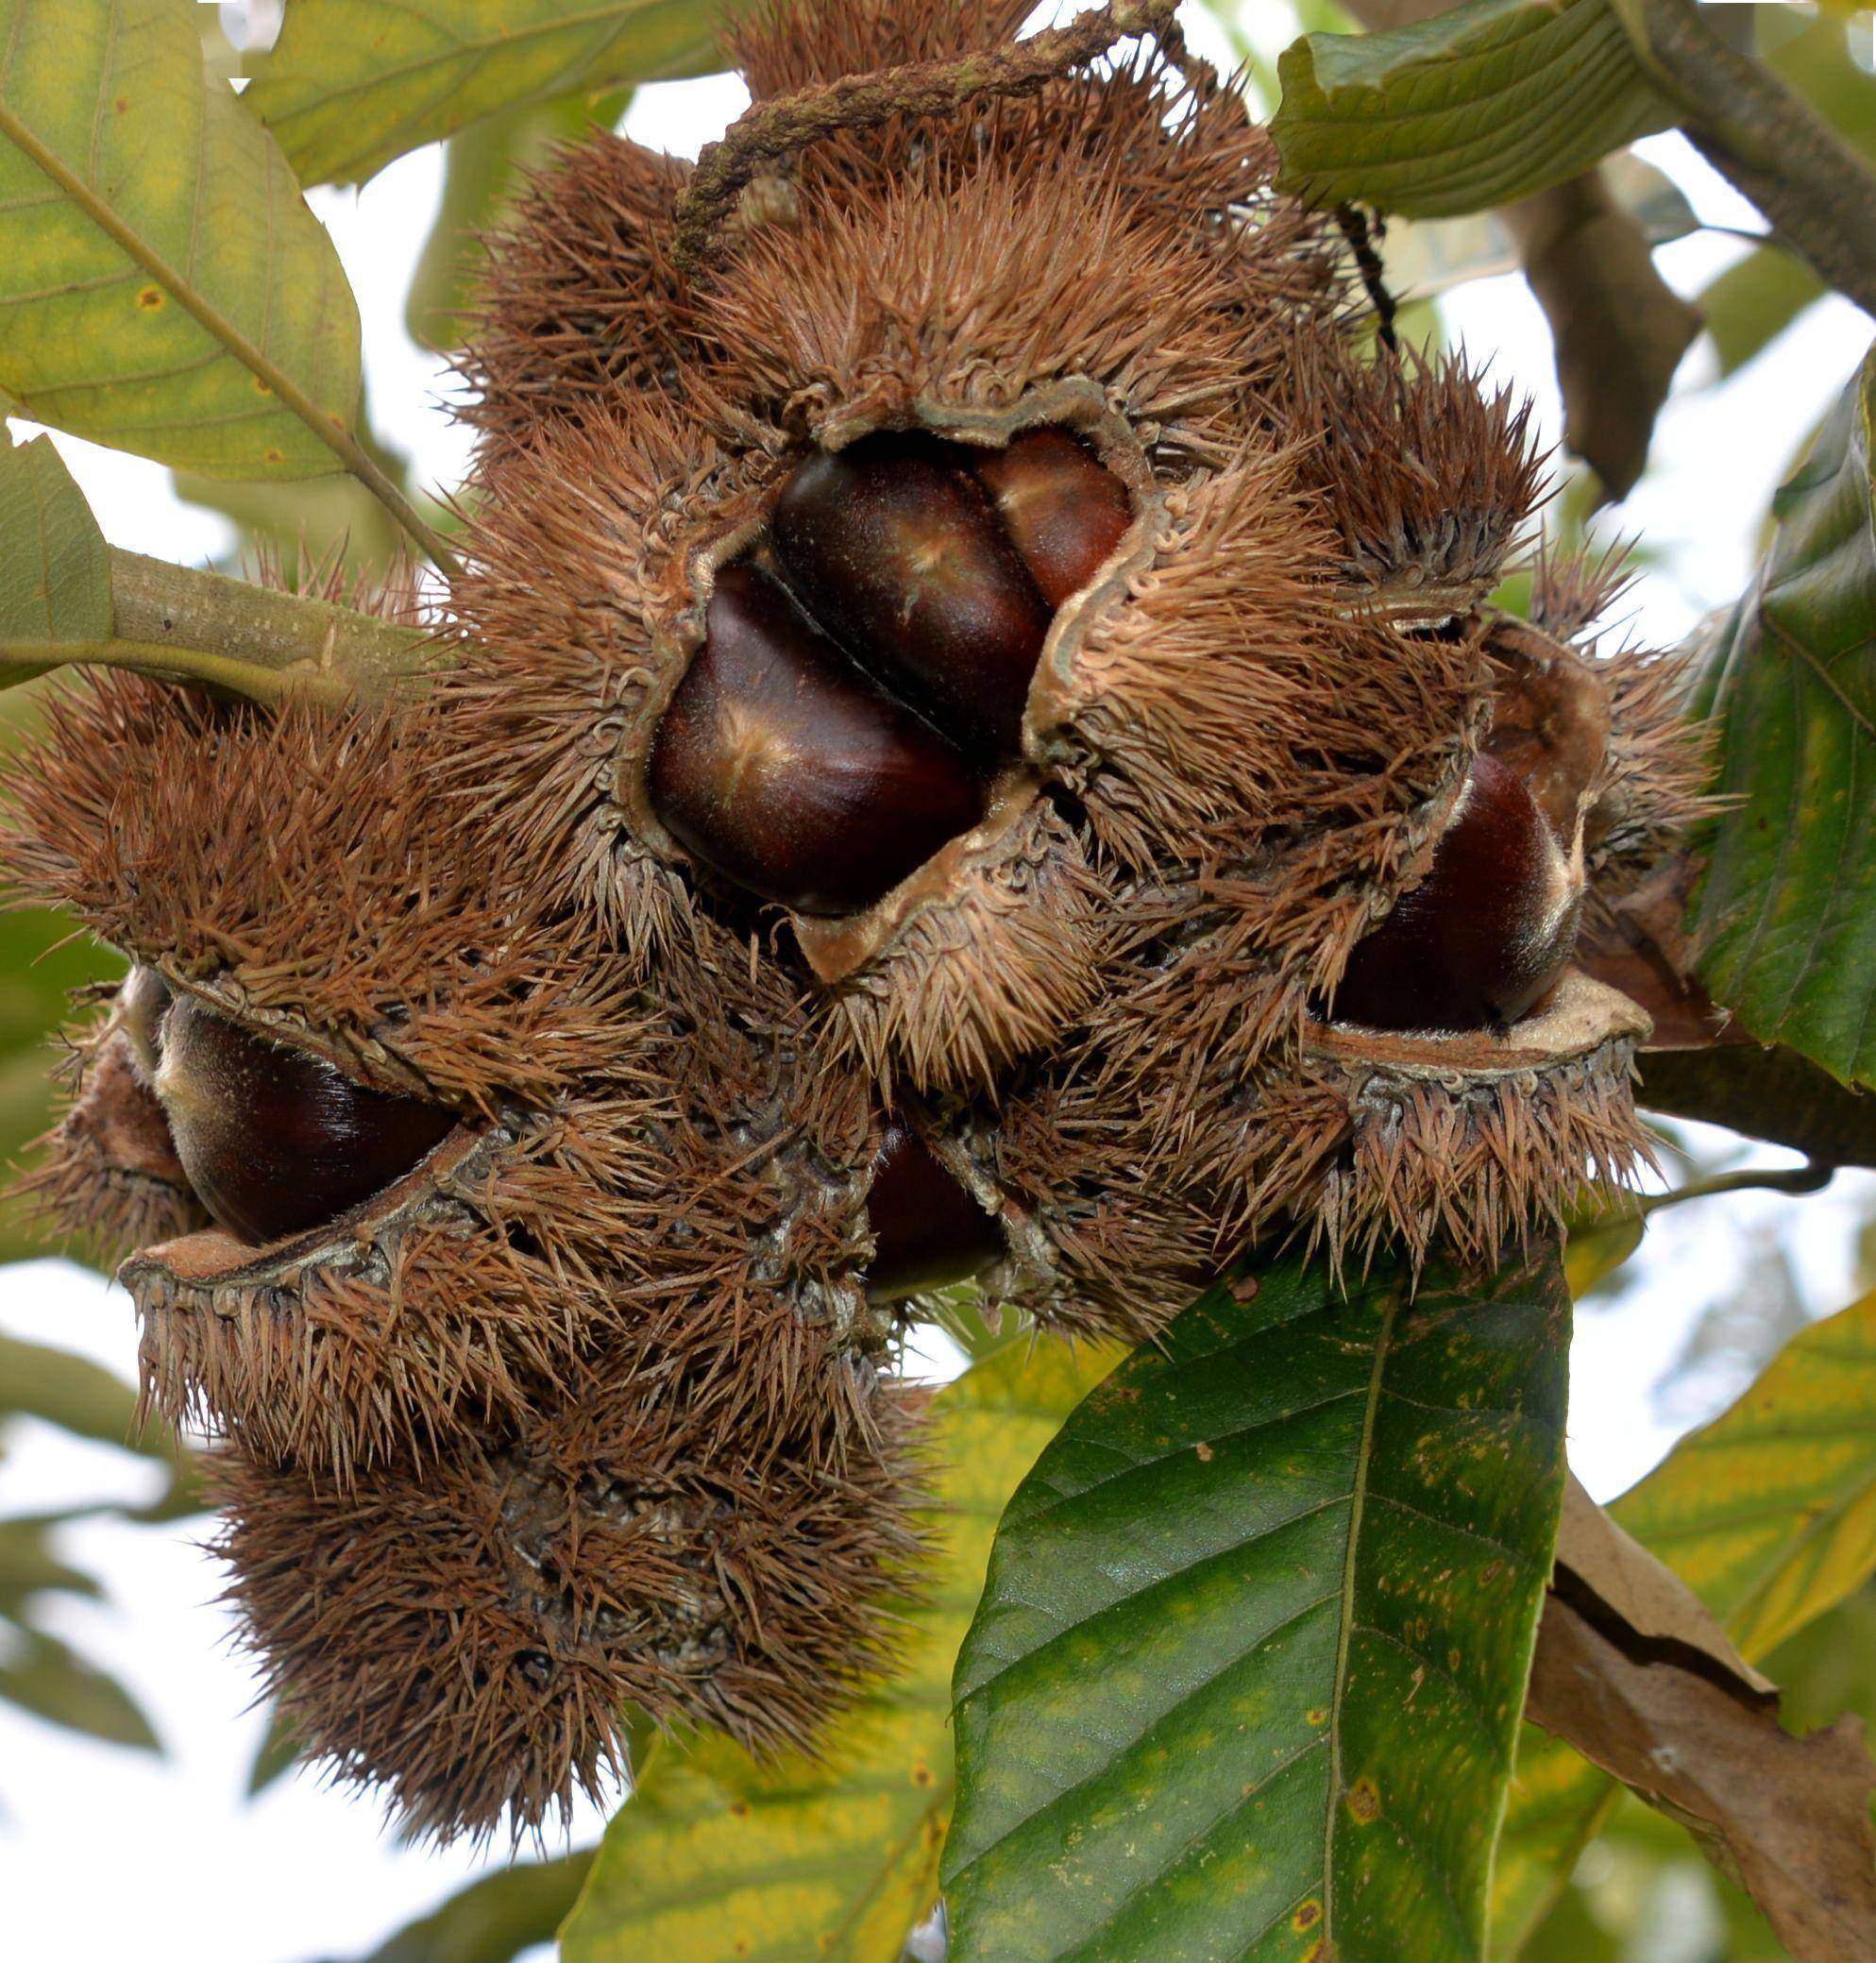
xmin=1044 ymin=457 xmax=1492 ymax=873
xmin=212 ymin=1344 xmax=924 ymax=1842
xmin=434 ymin=404 xmax=787 ymax=993
xmin=19 ymin=1014 xmax=204 ymax=1264
xmin=466 ymin=135 xmax=693 ymax=465
xmin=935 ymin=1059 xmax=1215 ymax=1347
xmin=799 ymin=791 xmax=1113 ymax=1097
xmin=1245 ymin=972 xmax=1652 ymax=1276
xmin=127 ymin=1022 xmax=889 ymax=1481
xmin=1585 ymin=639 xmax=1713 ymax=905
xmin=127 ymin=1127 xmax=575 ymax=1479
xmin=723 ymin=0 xmax=1034 ymax=97
xmin=688 ymin=145 xmax=1309 ymax=453
xmin=3 ymin=675 xmax=654 ymax=1111
xmin=1279 ymin=339 xmax=1543 ymax=615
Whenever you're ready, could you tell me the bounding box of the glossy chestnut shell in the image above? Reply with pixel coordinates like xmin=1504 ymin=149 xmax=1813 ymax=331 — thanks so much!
xmin=152 ymin=992 xmax=456 ymax=1246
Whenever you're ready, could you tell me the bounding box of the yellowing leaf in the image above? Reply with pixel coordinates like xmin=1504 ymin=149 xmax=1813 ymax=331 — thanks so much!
xmin=0 ymin=429 xmax=110 ymax=686
xmin=946 ymin=1251 xmax=1573 ymax=1963
xmin=0 ymin=0 xmax=361 ymax=481
xmin=1496 ymin=1289 xmax=1876 ymax=1952
xmin=1272 ymin=0 xmax=1675 ymax=218
xmin=245 ymin=0 xmax=735 ymax=189
xmin=1614 ymin=1285 xmax=1876 ymax=1661
xmin=1490 ymin=1728 xmax=1619 ymax=1956
xmin=558 ymin=1340 xmax=1121 ymax=1963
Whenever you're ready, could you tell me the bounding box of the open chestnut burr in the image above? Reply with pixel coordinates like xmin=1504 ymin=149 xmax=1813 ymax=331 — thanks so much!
xmin=649 ymin=427 xmax=1133 ymax=916
xmin=0 ymin=0 xmax=1709 ymax=1845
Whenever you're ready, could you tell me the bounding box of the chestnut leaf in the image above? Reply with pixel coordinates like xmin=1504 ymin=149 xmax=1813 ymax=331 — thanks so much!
xmin=1270 ymin=0 xmax=1674 ymax=219
xmin=1611 ymin=1277 xmax=1876 ymax=1662
xmin=0 ymin=0 xmax=363 ymax=481
xmin=1692 ymin=340 xmax=1876 ymax=1091
xmin=243 ymin=0 xmax=735 ymax=190
xmin=944 ymin=1247 xmax=1572 ymax=1963
xmin=0 ymin=432 xmax=110 ymax=688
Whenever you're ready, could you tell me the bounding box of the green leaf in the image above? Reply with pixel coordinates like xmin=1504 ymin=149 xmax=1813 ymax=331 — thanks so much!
xmin=0 ymin=1515 xmax=100 ymax=1613
xmin=1699 ymin=246 xmax=1826 ymax=381
xmin=0 ymin=0 xmax=362 ymax=480
xmin=244 ymin=0 xmax=735 ymax=190
xmin=405 ymin=92 xmax=631 ymax=354
xmin=1691 ymin=342 xmax=1876 ymax=1089
xmin=1271 ymin=0 xmax=1674 ymax=219
xmin=0 ymin=1329 xmax=203 ymax=1516
xmin=0 ymin=1629 xmax=160 ymax=1750
xmin=0 ymin=1329 xmax=141 ymax=1446
xmin=559 ymin=1339 xmax=1121 ymax=1963
xmin=0 ymin=430 xmax=110 ymax=685
xmin=1375 ymin=151 xmax=1696 ymax=297
xmin=351 ymin=1853 xmax=595 ymax=1963
xmin=944 ymin=1249 xmax=1573 ymax=1963
xmin=1612 ymin=1281 xmax=1876 ymax=1661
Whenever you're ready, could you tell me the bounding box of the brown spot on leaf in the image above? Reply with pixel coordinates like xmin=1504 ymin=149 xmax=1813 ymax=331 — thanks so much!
xmin=1293 ymin=1898 xmax=1323 ymax=1932
xmin=136 ymin=286 xmax=162 ymax=311
xmin=1195 ymin=1441 xmax=1214 ymax=1463
xmin=1345 ymin=1776 xmax=1380 ymax=1823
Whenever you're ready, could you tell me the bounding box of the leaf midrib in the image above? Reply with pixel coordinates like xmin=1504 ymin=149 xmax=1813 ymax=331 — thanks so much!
xmin=1323 ymin=1287 xmax=1397 ymax=1957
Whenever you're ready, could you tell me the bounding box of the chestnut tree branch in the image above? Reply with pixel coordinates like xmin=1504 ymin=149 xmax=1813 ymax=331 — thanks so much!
xmin=1615 ymin=0 xmax=1876 ymax=316
xmin=672 ymin=0 xmax=1185 ymax=266
xmin=1645 ymin=1160 xmax=1835 ymax=1211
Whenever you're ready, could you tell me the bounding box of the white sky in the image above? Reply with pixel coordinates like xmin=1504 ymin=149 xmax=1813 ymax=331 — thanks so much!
xmin=3 ymin=9 xmax=1874 ymax=1959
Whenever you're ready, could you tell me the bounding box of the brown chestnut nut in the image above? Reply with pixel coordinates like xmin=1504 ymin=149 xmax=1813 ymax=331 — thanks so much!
xmin=770 ymin=433 xmax=1051 ymax=757
xmin=864 ymin=1119 xmax=1004 ymax=1301
xmin=971 ymin=429 xmax=1133 ymax=608
xmin=650 ymin=563 xmax=986 ymax=915
xmin=1332 ymin=753 xmax=1582 ymax=1034
xmin=153 ymin=994 xmax=456 ymax=1246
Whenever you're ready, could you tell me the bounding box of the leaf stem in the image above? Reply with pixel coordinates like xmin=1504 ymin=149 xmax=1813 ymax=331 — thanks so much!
xmin=3 ymin=549 xmax=444 ymax=704
xmin=1644 ymin=1160 xmax=1835 ymax=1215
xmin=1618 ymin=0 xmax=1876 ymax=315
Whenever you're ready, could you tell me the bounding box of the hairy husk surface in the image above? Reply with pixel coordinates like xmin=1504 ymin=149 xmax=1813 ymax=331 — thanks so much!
xmin=0 ymin=0 xmax=1704 ymax=1838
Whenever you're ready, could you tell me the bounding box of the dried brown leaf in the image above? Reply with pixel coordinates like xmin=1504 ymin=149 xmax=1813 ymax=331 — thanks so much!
xmin=1531 ymin=1479 xmax=1876 ymax=1963
xmin=1554 ymin=1474 xmax=1773 ymax=1695
xmin=1503 ymin=174 xmax=1701 ymax=500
